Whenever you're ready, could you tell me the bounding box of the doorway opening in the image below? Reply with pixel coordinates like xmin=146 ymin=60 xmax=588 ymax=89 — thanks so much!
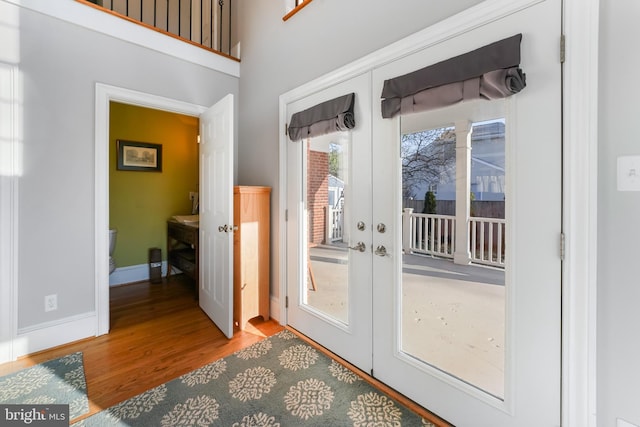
xmin=108 ymin=102 xmax=200 ymax=296
xmin=94 ymin=83 xmax=208 ymax=336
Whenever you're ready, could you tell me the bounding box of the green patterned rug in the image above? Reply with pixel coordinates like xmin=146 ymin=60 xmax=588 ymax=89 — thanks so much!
xmin=0 ymin=352 xmax=89 ymax=420
xmin=76 ymin=330 xmax=436 ymax=426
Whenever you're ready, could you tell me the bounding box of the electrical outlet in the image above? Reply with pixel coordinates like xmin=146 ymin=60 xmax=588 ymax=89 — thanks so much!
xmin=189 ymin=191 xmax=196 ymax=201
xmin=44 ymin=294 xmax=57 ymax=312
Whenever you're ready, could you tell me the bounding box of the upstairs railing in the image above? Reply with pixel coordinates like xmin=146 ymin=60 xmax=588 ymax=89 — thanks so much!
xmin=79 ymin=0 xmax=237 ymax=59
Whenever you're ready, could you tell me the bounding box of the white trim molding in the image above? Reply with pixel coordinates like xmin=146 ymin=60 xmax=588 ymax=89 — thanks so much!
xmin=95 ymin=83 xmax=207 ymax=336
xmin=562 ymin=0 xmax=599 ymax=426
xmin=2 ymin=0 xmax=239 ymax=78
xmin=0 ymin=63 xmax=20 ymax=364
xmin=109 ymin=262 xmax=171 ymax=287
xmin=15 ymin=312 xmax=96 ymax=357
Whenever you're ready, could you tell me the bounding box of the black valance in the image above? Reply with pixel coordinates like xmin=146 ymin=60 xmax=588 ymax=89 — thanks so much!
xmin=288 ymin=93 xmax=355 ymax=141
xmin=381 ymin=34 xmax=525 ymax=118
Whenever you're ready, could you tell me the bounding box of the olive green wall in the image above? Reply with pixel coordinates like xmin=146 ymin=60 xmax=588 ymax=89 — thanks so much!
xmin=110 ymin=102 xmax=199 ymax=267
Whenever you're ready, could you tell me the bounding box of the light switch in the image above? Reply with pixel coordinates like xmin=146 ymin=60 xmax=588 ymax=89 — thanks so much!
xmin=617 ymin=156 xmax=640 ymax=191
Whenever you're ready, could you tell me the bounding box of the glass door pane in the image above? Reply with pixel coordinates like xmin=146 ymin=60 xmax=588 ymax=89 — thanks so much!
xmin=302 ymin=132 xmax=351 ymax=325
xmin=400 ymin=119 xmax=506 ymax=398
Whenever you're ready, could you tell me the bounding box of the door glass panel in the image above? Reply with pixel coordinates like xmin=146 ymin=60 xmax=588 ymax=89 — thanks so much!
xmin=400 ymin=118 xmax=506 ymax=399
xmin=302 ymin=132 xmax=351 ymax=325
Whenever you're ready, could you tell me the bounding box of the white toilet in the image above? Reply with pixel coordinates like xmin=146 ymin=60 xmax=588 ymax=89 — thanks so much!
xmin=109 ymin=229 xmax=117 ymax=274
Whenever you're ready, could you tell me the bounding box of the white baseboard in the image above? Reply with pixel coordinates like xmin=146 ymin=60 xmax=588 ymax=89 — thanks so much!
xmin=15 ymin=312 xmax=96 ymax=357
xmin=109 ymin=261 xmax=170 ymax=286
xmin=270 ymin=295 xmax=280 ymax=323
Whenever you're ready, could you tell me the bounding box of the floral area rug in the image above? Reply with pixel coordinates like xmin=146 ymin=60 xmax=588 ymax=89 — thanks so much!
xmin=75 ymin=330 xmax=436 ymax=426
xmin=0 ymin=352 xmax=89 ymax=420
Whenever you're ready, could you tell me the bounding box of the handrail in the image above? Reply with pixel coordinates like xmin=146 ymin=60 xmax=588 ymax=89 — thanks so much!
xmin=76 ymin=0 xmax=238 ymax=61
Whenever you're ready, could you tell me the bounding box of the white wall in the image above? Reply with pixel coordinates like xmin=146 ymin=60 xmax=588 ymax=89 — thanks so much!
xmin=1 ymin=1 xmax=238 ymax=333
xmin=598 ymin=1 xmax=640 ymax=426
xmin=236 ymin=0 xmax=483 ymax=301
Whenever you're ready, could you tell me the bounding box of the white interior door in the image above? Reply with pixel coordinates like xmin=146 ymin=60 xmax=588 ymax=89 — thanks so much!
xmin=371 ymin=1 xmax=561 ymax=425
xmin=286 ymin=74 xmax=373 ymax=372
xmin=199 ymin=94 xmax=234 ymax=338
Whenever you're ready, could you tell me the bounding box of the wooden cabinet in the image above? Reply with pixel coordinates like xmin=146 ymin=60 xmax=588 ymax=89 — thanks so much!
xmin=167 ymin=220 xmax=199 ymax=291
xmin=234 ymin=186 xmax=271 ymax=330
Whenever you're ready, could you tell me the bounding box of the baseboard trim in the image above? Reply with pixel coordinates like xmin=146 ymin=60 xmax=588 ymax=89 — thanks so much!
xmin=109 ymin=261 xmax=170 ymax=286
xmin=15 ymin=312 xmax=96 ymax=357
xmin=270 ymin=295 xmax=280 ymax=323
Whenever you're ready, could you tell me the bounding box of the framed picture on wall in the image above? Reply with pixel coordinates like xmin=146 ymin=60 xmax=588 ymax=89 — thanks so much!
xmin=116 ymin=140 xmax=162 ymax=172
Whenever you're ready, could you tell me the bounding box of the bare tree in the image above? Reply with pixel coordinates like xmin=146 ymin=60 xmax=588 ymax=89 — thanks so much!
xmin=402 ymin=127 xmax=456 ymax=198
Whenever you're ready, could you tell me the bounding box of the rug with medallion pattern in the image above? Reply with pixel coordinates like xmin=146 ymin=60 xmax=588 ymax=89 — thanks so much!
xmin=0 ymin=351 xmax=89 ymax=420
xmin=75 ymin=330 xmax=437 ymax=426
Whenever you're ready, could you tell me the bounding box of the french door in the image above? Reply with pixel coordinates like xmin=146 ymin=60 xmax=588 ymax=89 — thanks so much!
xmin=286 ymin=73 xmax=373 ymax=372
xmin=286 ymin=0 xmax=561 ymax=424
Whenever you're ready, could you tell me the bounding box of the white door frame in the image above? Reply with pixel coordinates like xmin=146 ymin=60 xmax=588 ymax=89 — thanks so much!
xmin=0 ymin=63 xmax=20 ymax=364
xmin=94 ymin=83 xmax=207 ymax=336
xmin=278 ymin=0 xmax=599 ymax=425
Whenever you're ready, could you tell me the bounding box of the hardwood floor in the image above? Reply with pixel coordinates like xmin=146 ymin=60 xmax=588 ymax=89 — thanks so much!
xmin=0 ymin=275 xmax=283 ymax=422
xmin=0 ymin=275 xmax=451 ymax=426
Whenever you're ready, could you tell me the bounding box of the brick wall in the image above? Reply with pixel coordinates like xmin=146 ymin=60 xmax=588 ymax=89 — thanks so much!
xmin=307 ymin=146 xmax=329 ymax=245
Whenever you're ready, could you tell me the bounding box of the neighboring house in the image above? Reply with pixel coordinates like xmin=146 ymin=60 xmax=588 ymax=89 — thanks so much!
xmin=0 ymin=1 xmax=634 ymax=426
xmin=410 ymin=121 xmax=506 ymax=202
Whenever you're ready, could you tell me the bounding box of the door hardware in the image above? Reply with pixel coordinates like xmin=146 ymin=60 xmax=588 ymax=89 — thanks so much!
xmin=348 ymin=241 xmax=366 ymax=252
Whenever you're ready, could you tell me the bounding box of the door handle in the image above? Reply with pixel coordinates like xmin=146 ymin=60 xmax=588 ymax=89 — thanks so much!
xmin=348 ymin=241 xmax=366 ymax=252
xmin=375 ymin=245 xmax=390 ymax=257
xmin=218 ymin=225 xmax=237 ymax=233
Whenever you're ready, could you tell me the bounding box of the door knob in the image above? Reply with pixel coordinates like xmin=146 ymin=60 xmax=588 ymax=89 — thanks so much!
xmin=375 ymin=245 xmax=390 ymax=257
xmin=357 ymin=221 xmax=366 ymax=231
xmin=218 ymin=224 xmax=236 ymax=233
xmin=348 ymin=241 xmax=366 ymax=252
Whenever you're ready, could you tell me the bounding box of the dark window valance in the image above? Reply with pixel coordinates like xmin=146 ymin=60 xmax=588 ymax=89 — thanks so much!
xmin=381 ymin=34 xmax=526 ymax=119
xmin=288 ymin=93 xmax=355 ymax=142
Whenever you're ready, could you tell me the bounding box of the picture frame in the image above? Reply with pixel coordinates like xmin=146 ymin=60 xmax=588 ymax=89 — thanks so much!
xmin=116 ymin=140 xmax=162 ymax=172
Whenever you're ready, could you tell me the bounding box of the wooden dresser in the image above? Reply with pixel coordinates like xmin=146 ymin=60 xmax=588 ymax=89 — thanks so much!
xmin=233 ymin=186 xmax=271 ymax=330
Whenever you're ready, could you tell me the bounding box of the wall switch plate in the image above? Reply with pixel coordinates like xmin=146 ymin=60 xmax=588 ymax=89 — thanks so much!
xmin=618 ymin=418 xmax=639 ymax=427
xmin=44 ymin=294 xmax=57 ymax=312
xmin=617 ymin=156 xmax=640 ymax=191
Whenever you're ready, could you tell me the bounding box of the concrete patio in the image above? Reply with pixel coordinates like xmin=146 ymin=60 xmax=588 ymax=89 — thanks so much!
xmin=306 ymin=245 xmax=505 ymax=398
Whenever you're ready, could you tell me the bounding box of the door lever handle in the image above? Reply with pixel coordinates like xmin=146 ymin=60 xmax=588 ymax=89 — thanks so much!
xmin=375 ymin=245 xmax=391 ymax=257
xmin=348 ymin=241 xmax=366 ymax=252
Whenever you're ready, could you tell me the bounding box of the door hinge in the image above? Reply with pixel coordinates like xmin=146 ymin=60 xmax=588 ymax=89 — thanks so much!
xmin=560 ymin=34 xmax=566 ymax=64
xmin=285 ymin=209 xmax=288 ymax=221
xmin=560 ymin=232 xmax=565 ymax=261
xmin=285 ymin=123 xmax=289 ymax=136
xmin=285 ymin=296 xmax=289 ymax=308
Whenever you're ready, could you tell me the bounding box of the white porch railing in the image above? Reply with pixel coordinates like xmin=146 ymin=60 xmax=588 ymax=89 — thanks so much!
xmin=401 ymin=209 xmax=506 ymax=268
xmin=469 ymin=217 xmax=506 ymax=267
xmin=405 ymin=212 xmax=455 ymax=258
xmin=326 ymin=206 xmax=343 ymax=242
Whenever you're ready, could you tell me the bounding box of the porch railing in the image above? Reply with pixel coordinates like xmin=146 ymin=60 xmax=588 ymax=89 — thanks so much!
xmin=469 ymin=217 xmax=506 ymax=267
xmin=400 ymin=209 xmax=506 ymax=268
xmin=326 ymin=206 xmax=344 ymax=242
xmin=407 ymin=213 xmax=455 ymax=259
xmin=79 ymin=0 xmax=236 ymax=59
